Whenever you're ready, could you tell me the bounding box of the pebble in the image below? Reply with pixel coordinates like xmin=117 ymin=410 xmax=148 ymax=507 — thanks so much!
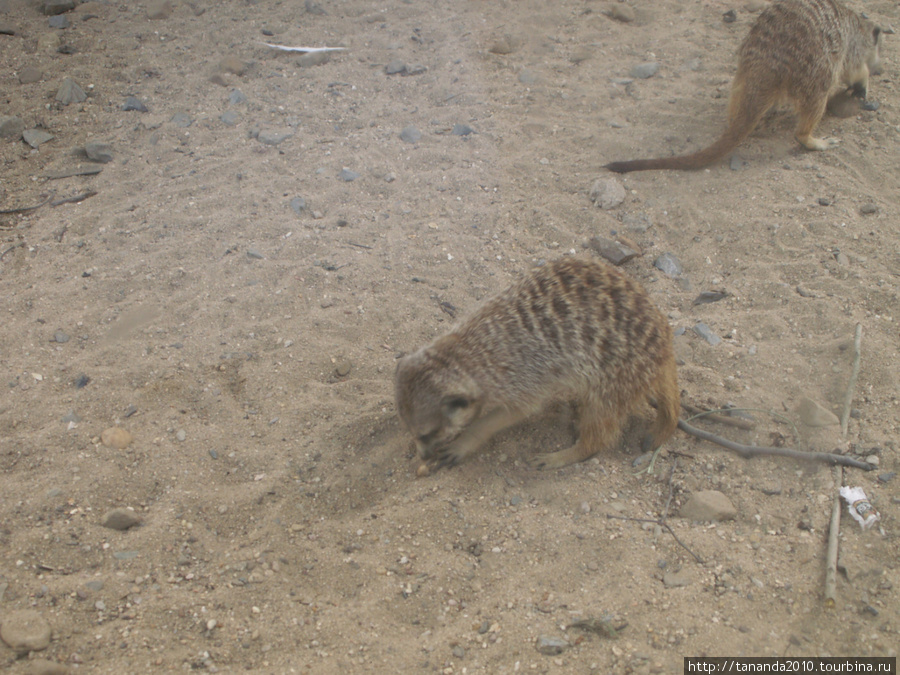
xmin=26 ymin=659 xmax=69 ymax=675
xmin=94 ymin=600 xmax=106 ymax=611
xmin=0 ymin=115 xmax=25 ymax=138
xmin=219 ymin=55 xmax=246 ymax=76
xmin=207 ymin=619 xmax=217 ymax=631
xmin=877 ymin=472 xmax=895 ymax=483
xmin=171 ymin=112 xmax=192 ymax=128
xmin=861 ymin=100 xmax=879 ymax=111
xmin=122 ymin=96 xmax=148 ymax=112
xmin=334 ymin=357 xmax=351 ymax=377
xmin=0 ymin=609 xmax=52 ymax=653
xmin=692 ymin=323 xmax=721 ymax=346
xmin=757 ymin=482 xmax=783 ymax=496
xmin=609 ymin=4 xmax=635 ymax=22
xmin=589 ymin=177 xmax=625 ymax=210
xmin=797 ymin=397 xmax=839 ymax=427
xmin=220 ymin=111 xmax=240 ymax=126
xmin=630 ymin=62 xmax=660 ymax=79
xmin=451 ymin=645 xmax=465 ymax=659
xmin=102 ymin=508 xmax=141 ymax=531
xmin=113 ymin=550 xmax=139 ymax=560
xmin=535 ymin=635 xmax=568 ymax=655
xmin=385 ymin=59 xmax=406 ymax=75
xmin=19 ymin=67 xmax=43 ymax=84
xmin=48 ymin=14 xmax=70 ymax=28
xmin=653 ymin=252 xmax=683 ymax=277
xmin=451 ymin=123 xmax=474 ymax=136
xmin=663 ymin=569 xmax=693 ymax=588
xmin=693 ymin=290 xmax=727 ymax=305
xmin=729 ymin=155 xmax=744 ymax=171
xmin=297 ymin=51 xmax=331 ymax=67
xmin=679 ymin=490 xmax=736 ymax=522
xmin=722 ymin=9 xmax=737 ymax=23
xmin=73 ymin=373 xmax=90 ymax=388
xmin=56 ymin=78 xmax=86 ymax=105
xmin=586 ymin=236 xmax=638 ymax=265
xmin=43 ymin=0 xmax=75 ymax=15
xmin=176 ymin=429 xmax=186 ymax=442
xmin=85 ymin=141 xmax=113 ymax=163
xmin=23 ymin=129 xmax=54 ymax=148
xmin=400 ymin=126 xmax=422 ymax=144
xmin=339 ymin=168 xmax=360 ymax=182
xmin=518 ymin=68 xmax=538 ymax=85
xmin=53 ymin=331 xmax=70 ymax=343
xmin=859 ymin=203 xmax=878 ymax=215
xmin=290 ymin=197 xmax=307 ymax=215
xmin=489 ymin=35 xmax=521 ymax=55
xmin=257 ymin=129 xmax=293 ymax=145
xmin=416 ymin=463 xmax=430 ymax=478
xmin=147 ymin=0 xmax=172 ymax=20
xmin=246 ymin=249 xmax=264 ymax=259
xmin=84 ymin=580 xmax=104 ymax=591
xmin=100 ymin=427 xmax=133 ymax=449
xmin=228 ymin=88 xmax=247 ymax=105
xmin=864 ymin=455 xmax=879 ymax=467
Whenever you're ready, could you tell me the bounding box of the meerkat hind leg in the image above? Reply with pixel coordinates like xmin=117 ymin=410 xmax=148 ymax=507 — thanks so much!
xmin=530 ymin=396 xmax=622 ymax=470
xmin=795 ymin=95 xmax=837 ymax=150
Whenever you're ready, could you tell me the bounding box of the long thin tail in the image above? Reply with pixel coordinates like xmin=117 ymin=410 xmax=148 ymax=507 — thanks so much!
xmin=605 ymin=90 xmax=768 ymax=173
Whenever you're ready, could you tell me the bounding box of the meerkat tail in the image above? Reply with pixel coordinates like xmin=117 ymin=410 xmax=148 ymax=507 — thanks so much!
xmin=605 ymin=84 xmax=771 ymax=173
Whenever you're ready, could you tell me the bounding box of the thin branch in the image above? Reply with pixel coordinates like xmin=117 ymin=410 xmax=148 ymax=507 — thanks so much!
xmin=677 ymin=418 xmax=874 ymax=471
xmin=824 ymin=466 xmax=842 ymax=607
xmin=0 ymin=193 xmax=53 ymax=215
xmin=840 ymin=323 xmax=862 ymax=438
xmin=681 ymin=402 xmax=756 ymax=431
xmin=606 ymin=514 xmax=704 ymax=564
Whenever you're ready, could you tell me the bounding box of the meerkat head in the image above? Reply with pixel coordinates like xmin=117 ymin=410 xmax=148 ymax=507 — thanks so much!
xmin=394 ymin=336 xmax=483 ymax=460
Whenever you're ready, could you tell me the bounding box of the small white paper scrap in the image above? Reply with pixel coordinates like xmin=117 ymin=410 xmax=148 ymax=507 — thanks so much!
xmin=259 ymin=43 xmax=345 ymax=53
xmin=839 ymin=486 xmax=880 ymax=530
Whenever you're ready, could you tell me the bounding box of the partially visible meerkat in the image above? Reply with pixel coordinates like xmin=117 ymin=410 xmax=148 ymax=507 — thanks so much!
xmin=394 ymin=258 xmax=679 ymax=471
xmin=605 ymin=0 xmax=884 ymax=173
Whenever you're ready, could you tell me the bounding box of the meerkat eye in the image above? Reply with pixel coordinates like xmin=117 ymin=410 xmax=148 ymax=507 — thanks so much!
xmin=418 ymin=431 xmax=436 ymax=445
xmin=444 ymin=396 xmax=470 ymax=412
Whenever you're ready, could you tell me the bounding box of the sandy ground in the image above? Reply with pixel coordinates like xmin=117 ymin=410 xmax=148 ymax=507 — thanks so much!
xmin=1 ymin=0 xmax=899 ymax=673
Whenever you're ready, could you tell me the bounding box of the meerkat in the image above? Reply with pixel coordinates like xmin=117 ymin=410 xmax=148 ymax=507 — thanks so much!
xmin=605 ymin=0 xmax=884 ymax=173
xmin=394 ymin=258 xmax=680 ymax=471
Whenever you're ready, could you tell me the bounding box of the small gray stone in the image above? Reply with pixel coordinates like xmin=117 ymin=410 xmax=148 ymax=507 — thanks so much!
xmin=23 ymin=129 xmax=54 ymax=148
xmin=385 ymin=59 xmax=406 ymax=75
xmin=0 ymin=609 xmax=52 ymax=653
xmin=400 ymin=126 xmax=422 ymax=143
xmin=84 ymin=141 xmax=113 ymax=163
xmin=586 ymin=236 xmax=638 ymax=266
xmin=48 ymin=14 xmax=69 ymax=28
xmin=305 ymin=0 xmax=326 ymax=15
xmin=451 ymin=123 xmax=474 ymax=136
xmin=693 ymin=323 xmax=721 ymax=346
xmin=0 ymin=115 xmax=24 ymax=139
xmin=175 ymin=429 xmax=186 ymax=442
xmin=112 ymin=550 xmax=139 ymax=560
xmin=0 ymin=24 xmax=16 ymax=36
xmin=18 ymin=67 xmax=43 ymax=84
xmin=730 ymin=155 xmax=744 ymax=171
xmin=451 ymin=645 xmax=465 ymax=659
xmin=146 ymin=0 xmax=172 ymax=20
xmin=43 ymin=0 xmax=76 ymax=15
xmin=693 ymin=290 xmax=728 ymax=305
xmin=535 ymin=635 xmax=568 ymax=655
xmin=61 ymin=411 xmax=80 ymax=424
xmin=859 ymin=203 xmax=878 ymax=215
xmin=663 ymin=569 xmax=693 ymax=588
xmin=171 ymin=112 xmax=193 ymax=128
xmin=589 ymin=177 xmax=625 ymax=209
xmin=84 ymin=580 xmax=104 ymax=591
xmin=797 ymin=397 xmax=839 ymax=427
xmin=757 ymin=482 xmax=783 ymax=496
xmin=220 ymin=110 xmax=240 ymax=126
xmin=257 ymin=129 xmax=293 ymax=145
xmin=122 ymin=96 xmax=148 ymax=112
xmin=297 ymin=51 xmax=330 ymax=67
xmin=56 ymin=77 xmax=86 ymax=105
xmin=630 ymin=62 xmax=659 ymax=79
xmin=518 ymin=68 xmax=538 ymax=85
xmin=609 ymin=4 xmax=635 ymax=22
xmin=404 ymin=64 xmax=428 ymax=76
xmin=877 ymin=472 xmax=896 ymax=483
xmin=680 ymin=490 xmax=736 ymax=522
xmin=489 ymin=34 xmax=521 ymax=55
xmin=228 ymin=88 xmax=247 ymax=105
xmin=53 ymin=331 xmax=69 ymax=343
xmin=101 ymin=508 xmax=142 ymax=531
xmin=246 ymin=249 xmax=264 ymax=260
xmin=24 ymin=658 xmax=69 ymax=675
xmin=334 ymin=358 xmax=351 ymax=377
xmin=339 ymin=168 xmax=360 ymax=182
xmin=653 ymin=252 xmax=683 ymax=277
xmin=510 ymin=495 xmax=523 ymax=506
xmin=290 ymin=197 xmax=307 ymax=215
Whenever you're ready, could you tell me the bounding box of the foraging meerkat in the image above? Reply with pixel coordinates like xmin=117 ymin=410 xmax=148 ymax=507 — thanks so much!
xmin=394 ymin=258 xmax=679 ymax=471
xmin=605 ymin=0 xmax=884 ymax=173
